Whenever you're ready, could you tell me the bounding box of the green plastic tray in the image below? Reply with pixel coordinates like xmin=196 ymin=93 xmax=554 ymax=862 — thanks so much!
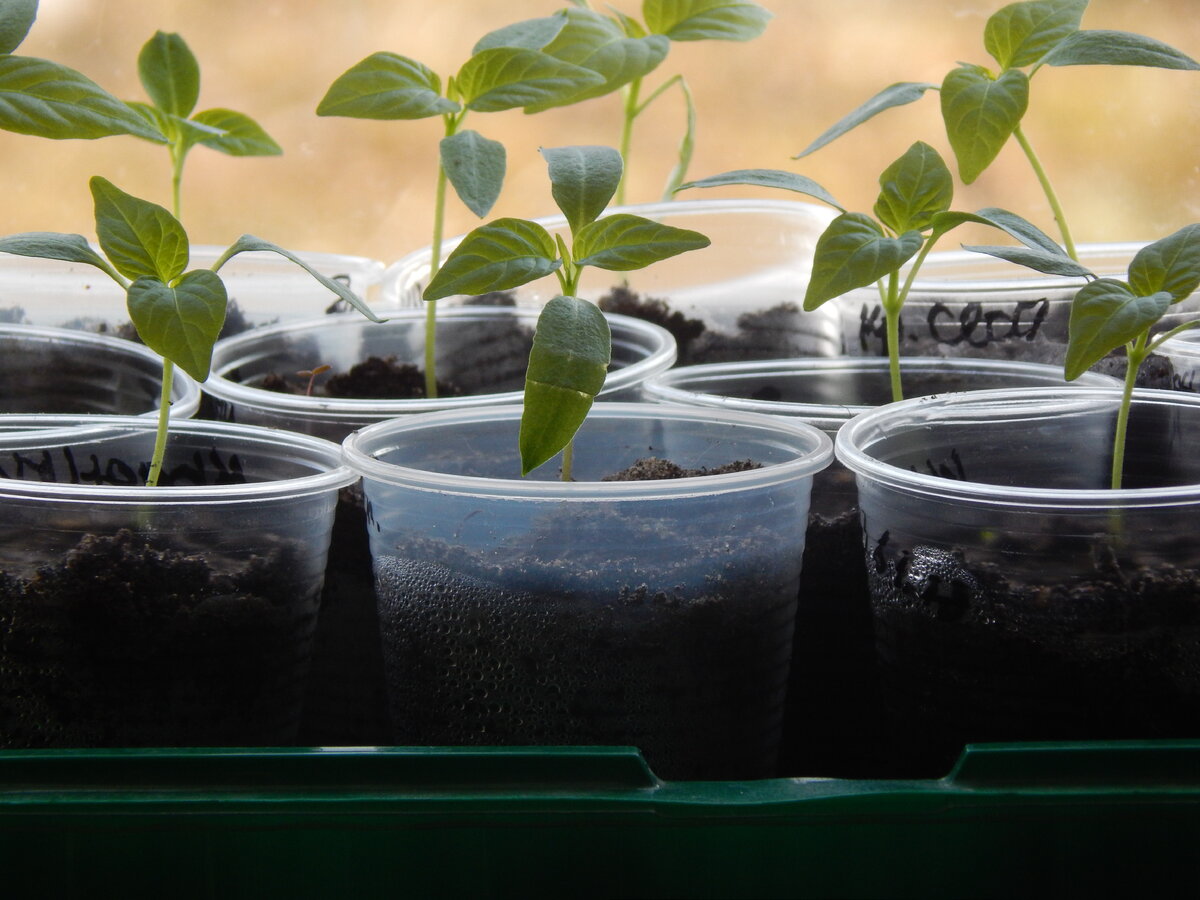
xmin=2 ymin=741 xmax=1198 ymax=898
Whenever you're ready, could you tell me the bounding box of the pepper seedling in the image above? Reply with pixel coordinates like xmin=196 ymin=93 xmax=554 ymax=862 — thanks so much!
xmin=422 ymin=144 xmax=709 ymax=478
xmin=0 ymin=177 xmax=380 ymax=486
xmin=794 ymin=0 xmax=1198 ymax=261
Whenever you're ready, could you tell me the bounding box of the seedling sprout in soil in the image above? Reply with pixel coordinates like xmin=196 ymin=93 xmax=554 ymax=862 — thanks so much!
xmin=794 ymin=0 xmax=1198 ymax=261
xmin=423 ymin=144 xmax=709 ymax=478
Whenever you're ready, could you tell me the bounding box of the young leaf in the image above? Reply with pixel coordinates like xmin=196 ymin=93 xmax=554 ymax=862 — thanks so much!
xmin=541 ymin=144 xmax=623 ymax=233
xmin=519 ymin=294 xmax=611 ymax=475
xmin=972 ymin=206 xmax=1068 ymax=256
xmin=455 ymin=46 xmax=604 ymax=113
xmin=473 ymin=14 xmax=567 ymax=53
xmin=440 ymin=129 xmax=506 ymax=218
xmin=643 ymin=0 xmax=773 ymax=42
xmin=804 ymin=213 xmax=923 ymax=310
xmin=660 ymin=75 xmax=696 ymax=199
xmin=0 ymin=0 xmax=37 ymax=55
xmin=795 ymin=82 xmax=937 ymax=158
xmin=91 ymin=176 xmax=188 ymax=283
xmin=962 ymin=243 xmax=1096 ymax=278
xmin=216 ymin=235 xmax=386 ymax=323
xmin=193 ymin=108 xmax=282 ymax=156
xmin=0 ymin=231 xmax=125 ymax=284
xmin=126 ymin=270 xmax=227 ymax=382
xmin=138 ymin=31 xmax=200 ymax=119
xmin=574 ymin=213 xmax=710 ymax=270
xmin=422 ymin=218 xmax=560 ymax=301
xmin=1065 ymin=280 xmax=1171 ymax=379
xmin=983 ymin=0 xmax=1087 ymax=69
xmin=676 ymin=168 xmax=843 ymax=210
xmin=940 ymin=65 xmax=1029 ymax=183
xmin=316 ymin=52 xmax=458 ymax=120
xmin=1127 ymin=224 xmax=1200 ymax=303
xmin=1045 ymin=30 xmax=1200 ymax=70
xmin=873 ymin=141 xmax=953 ymax=234
xmin=0 ymin=56 xmax=167 ymax=141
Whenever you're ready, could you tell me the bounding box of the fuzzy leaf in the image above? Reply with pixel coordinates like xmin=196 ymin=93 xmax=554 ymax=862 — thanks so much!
xmin=440 ymin=129 xmax=506 ymax=218
xmin=455 ymin=47 xmax=605 ymax=113
xmin=473 ymin=14 xmax=567 ymax=52
xmin=127 ymin=270 xmax=227 ymax=381
xmin=804 ymin=212 xmax=923 ymax=310
xmin=941 ymin=64 xmax=1029 ymax=184
xmin=1128 ymin=224 xmax=1200 ymax=304
xmin=138 ymin=31 xmax=199 ymax=118
xmin=795 ymin=82 xmax=937 ymax=158
xmin=1066 ymin=279 xmax=1171 ymax=380
xmin=0 ymin=0 xmax=37 ymax=55
xmin=574 ymin=213 xmax=710 ymax=271
xmin=217 ymin=235 xmax=384 ymax=322
xmin=983 ymin=0 xmax=1087 ymax=69
xmin=542 ymin=144 xmax=623 ymax=233
xmin=962 ymin=243 xmax=1096 ymax=278
xmin=0 ymin=231 xmax=125 ymax=284
xmin=520 ymin=294 xmax=610 ymax=475
xmin=193 ymin=108 xmax=282 ymax=156
xmin=676 ymin=168 xmax=843 ymax=210
xmin=91 ymin=176 xmax=188 ymax=283
xmin=316 ymin=52 xmax=458 ymax=120
xmin=1044 ymin=30 xmax=1200 ymax=70
xmin=643 ymin=0 xmax=772 ymax=42
xmin=873 ymin=141 xmax=953 ymax=234
xmin=423 ymin=218 xmax=560 ymax=301
xmin=0 ymin=56 xmax=166 ymax=141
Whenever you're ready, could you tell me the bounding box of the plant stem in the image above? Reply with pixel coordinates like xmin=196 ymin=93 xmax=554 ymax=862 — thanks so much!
xmin=616 ymin=77 xmax=641 ymax=206
xmin=425 ymin=129 xmax=453 ymax=400
xmin=884 ymin=270 xmax=903 ymax=402
xmin=145 ymin=360 xmax=175 ymax=488
xmin=1013 ymin=124 xmax=1077 ymax=261
xmin=561 ymin=438 xmax=575 ymax=482
xmin=1110 ymin=336 xmax=1148 ymax=491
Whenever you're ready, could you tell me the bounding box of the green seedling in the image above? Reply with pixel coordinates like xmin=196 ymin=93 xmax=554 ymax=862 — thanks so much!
xmin=127 ymin=30 xmax=282 ymax=220
xmin=489 ymin=0 xmax=772 ymax=204
xmin=423 ymin=144 xmax=709 ymax=478
xmin=317 ymin=24 xmax=606 ymax=398
xmin=0 ymin=177 xmax=379 ymax=486
xmin=794 ymin=0 xmax=1198 ymax=261
xmin=0 ymin=0 xmax=164 ymax=143
xmin=679 ymin=142 xmax=1038 ymax=402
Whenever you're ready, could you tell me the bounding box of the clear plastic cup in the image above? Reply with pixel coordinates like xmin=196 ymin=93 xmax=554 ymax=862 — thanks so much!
xmin=0 ymin=415 xmax=356 ymax=749
xmin=1155 ymin=329 xmax=1200 ymax=393
xmin=836 ymin=387 xmax=1200 ymax=776
xmin=343 ymin=402 xmax=833 ymax=780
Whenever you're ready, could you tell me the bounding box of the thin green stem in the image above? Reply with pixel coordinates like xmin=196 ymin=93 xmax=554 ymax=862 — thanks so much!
xmin=145 ymin=360 xmax=175 ymax=488
xmin=561 ymin=438 xmax=575 ymax=483
xmin=424 ymin=115 xmax=457 ymax=400
xmin=171 ymin=143 xmax=186 ymax=221
xmin=616 ymin=78 xmax=641 ymax=206
xmin=1013 ymin=123 xmax=1077 ymax=261
xmin=884 ymin=269 xmax=903 ymax=403
xmin=1111 ymin=335 xmax=1148 ymax=491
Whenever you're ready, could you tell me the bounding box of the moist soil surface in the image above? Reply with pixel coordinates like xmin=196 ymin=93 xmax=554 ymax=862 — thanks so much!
xmin=0 ymin=530 xmax=319 ymax=748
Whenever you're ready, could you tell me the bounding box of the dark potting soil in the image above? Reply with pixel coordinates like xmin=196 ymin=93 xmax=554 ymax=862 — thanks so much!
xmin=867 ymin=530 xmax=1200 ymax=778
xmin=0 ymin=529 xmax=320 ymax=749
xmin=258 ymin=356 xmax=466 ymax=400
xmin=370 ymin=457 xmax=800 ymax=781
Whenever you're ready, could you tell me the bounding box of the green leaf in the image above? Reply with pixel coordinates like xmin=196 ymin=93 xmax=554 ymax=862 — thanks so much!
xmin=316 ymin=52 xmax=458 ymax=120
xmin=541 ymin=144 xmax=623 ymax=233
xmin=127 ymin=270 xmax=227 ymax=382
xmin=422 ymin=218 xmax=560 ymax=301
xmin=216 ymin=235 xmax=385 ymax=323
xmin=804 ymin=213 xmax=923 ymax=310
xmin=193 ymin=108 xmax=282 ymax=156
xmin=519 ymin=294 xmax=611 ymax=475
xmin=0 ymin=56 xmax=167 ymax=141
xmin=940 ymin=64 xmax=1029 ymax=184
xmin=91 ymin=176 xmax=188 ymax=283
xmin=873 ymin=141 xmax=953 ymax=234
xmin=962 ymin=243 xmax=1096 ymax=278
xmin=525 ymin=8 xmax=669 ymax=110
xmin=643 ymin=0 xmax=773 ymax=42
xmin=0 ymin=0 xmax=37 ymax=55
xmin=795 ymin=82 xmax=937 ymax=158
xmin=574 ymin=213 xmax=710 ymax=271
xmin=675 ymin=168 xmax=843 ymax=210
xmin=473 ymin=14 xmax=567 ymax=52
xmin=971 ymin=206 xmax=1067 ymax=256
xmin=456 ymin=47 xmax=605 ymax=113
xmin=1128 ymin=224 xmax=1200 ymax=304
xmin=128 ymin=100 xmax=223 ymax=149
xmin=440 ymin=129 xmax=506 ymax=218
xmin=0 ymin=231 xmax=126 ymax=285
xmin=1044 ymin=29 xmax=1200 ymax=70
xmin=1065 ymin=279 xmax=1171 ymax=379
xmin=983 ymin=0 xmax=1087 ymax=69
xmin=138 ymin=31 xmax=200 ymax=118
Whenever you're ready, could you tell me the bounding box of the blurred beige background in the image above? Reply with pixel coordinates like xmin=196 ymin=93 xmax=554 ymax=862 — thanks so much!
xmin=2 ymin=0 xmax=1197 ymax=267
